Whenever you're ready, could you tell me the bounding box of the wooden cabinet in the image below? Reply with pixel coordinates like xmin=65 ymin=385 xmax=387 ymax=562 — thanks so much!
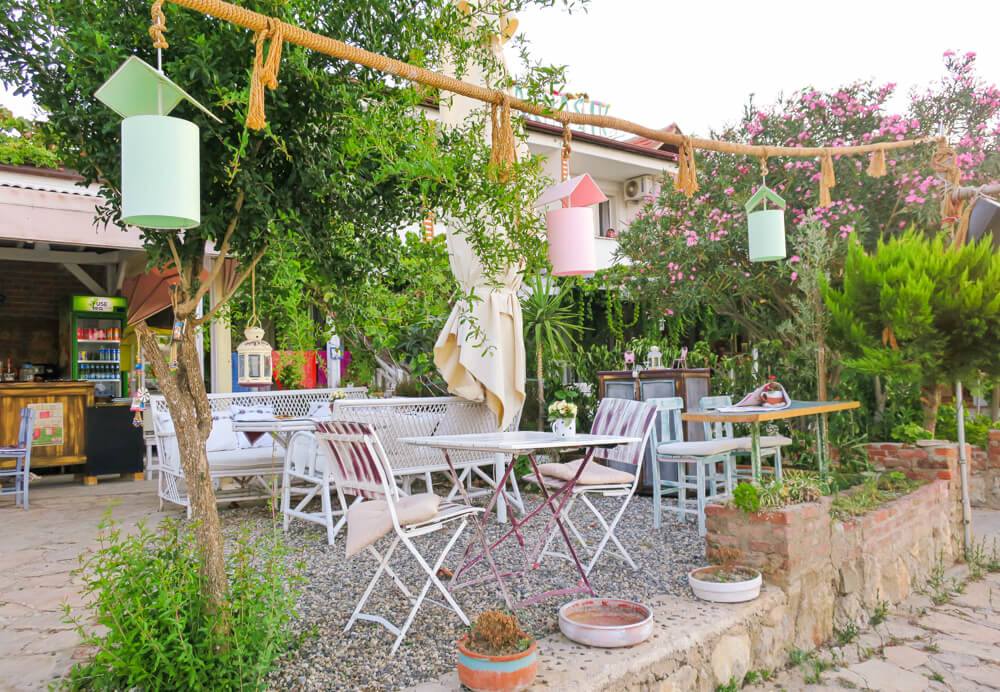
xmin=0 ymin=382 xmax=94 ymax=469
xmin=597 ymin=368 xmax=711 ymax=493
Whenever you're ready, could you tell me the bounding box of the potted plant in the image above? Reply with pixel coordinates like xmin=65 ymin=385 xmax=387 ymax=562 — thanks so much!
xmin=457 ymin=610 xmax=537 ymax=692
xmin=762 ymin=375 xmax=785 ymax=405
xmin=688 ymin=547 xmax=762 ymax=603
xmin=548 ymin=400 xmax=578 ymax=438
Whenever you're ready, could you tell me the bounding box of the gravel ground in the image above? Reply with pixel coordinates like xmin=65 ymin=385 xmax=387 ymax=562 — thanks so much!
xmin=218 ymin=491 xmax=705 ymax=692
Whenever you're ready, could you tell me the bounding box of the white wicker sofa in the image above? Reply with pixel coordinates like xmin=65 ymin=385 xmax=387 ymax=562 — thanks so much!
xmin=330 ymin=396 xmax=524 ymax=520
xmin=150 ymin=387 xmax=367 ymax=515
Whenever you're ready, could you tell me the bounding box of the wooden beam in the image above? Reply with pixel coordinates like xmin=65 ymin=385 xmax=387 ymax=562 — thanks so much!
xmin=0 ymin=247 xmax=121 ymax=265
xmin=62 ymin=263 xmax=106 ymax=295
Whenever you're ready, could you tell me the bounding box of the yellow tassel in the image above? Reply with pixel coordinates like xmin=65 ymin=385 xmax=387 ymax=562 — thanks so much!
xmin=674 ymin=140 xmax=698 ymax=198
xmin=819 ymin=151 xmax=836 ymax=207
xmin=867 ymin=148 xmax=886 ymax=177
xmin=247 ymin=19 xmax=285 ymax=131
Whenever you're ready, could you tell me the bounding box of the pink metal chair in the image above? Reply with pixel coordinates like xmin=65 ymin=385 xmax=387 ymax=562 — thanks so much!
xmin=526 ymin=398 xmax=658 ymax=575
xmin=314 ymin=421 xmax=483 ymax=653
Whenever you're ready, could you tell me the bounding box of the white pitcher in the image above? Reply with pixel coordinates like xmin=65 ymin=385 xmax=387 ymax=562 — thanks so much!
xmin=551 ymin=418 xmax=576 ymax=438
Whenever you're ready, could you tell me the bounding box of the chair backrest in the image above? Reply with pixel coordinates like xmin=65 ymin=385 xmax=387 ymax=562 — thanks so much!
xmin=646 ymin=397 xmax=684 ymax=450
xmin=699 ymin=395 xmax=735 ymax=440
xmin=17 ymin=407 xmax=35 ymax=449
xmin=332 ymin=396 xmax=511 ymax=473
xmin=589 ymin=398 xmax=658 ymax=467
xmin=148 ymin=386 xmax=368 ymax=421
xmin=315 ymin=420 xmax=396 ymax=501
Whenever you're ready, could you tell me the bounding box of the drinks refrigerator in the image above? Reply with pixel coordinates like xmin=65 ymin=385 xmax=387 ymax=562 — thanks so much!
xmin=63 ymin=295 xmax=128 ymax=399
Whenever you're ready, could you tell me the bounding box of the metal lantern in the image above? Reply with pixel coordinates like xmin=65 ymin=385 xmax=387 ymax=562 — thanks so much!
xmin=646 ymin=345 xmax=663 ymax=369
xmin=237 ymin=326 xmax=273 ymax=389
xmin=744 ymin=184 xmax=787 ymax=262
xmin=95 ymin=56 xmax=220 ymax=229
xmin=535 ymin=174 xmax=608 ymax=276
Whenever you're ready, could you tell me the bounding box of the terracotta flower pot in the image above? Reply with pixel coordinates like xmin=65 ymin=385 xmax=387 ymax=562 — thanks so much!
xmin=457 ymin=634 xmax=538 ymax=692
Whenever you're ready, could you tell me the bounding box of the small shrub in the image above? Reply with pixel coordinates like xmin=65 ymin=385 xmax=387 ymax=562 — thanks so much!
xmin=467 ymin=610 xmax=532 ymax=656
xmin=715 ymin=677 xmax=739 ymax=692
xmin=869 ymin=600 xmax=889 ymax=627
xmin=835 ymin=621 xmax=859 ymax=645
xmin=890 ymin=422 xmax=932 ymax=444
xmin=732 ymin=482 xmax=760 ymax=513
xmin=62 ymin=509 xmax=302 ymax=691
xmin=830 ymin=473 xmax=921 ymax=521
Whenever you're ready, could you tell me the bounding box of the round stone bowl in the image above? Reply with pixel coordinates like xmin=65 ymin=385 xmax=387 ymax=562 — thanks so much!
xmin=558 ymin=598 xmax=653 ymax=648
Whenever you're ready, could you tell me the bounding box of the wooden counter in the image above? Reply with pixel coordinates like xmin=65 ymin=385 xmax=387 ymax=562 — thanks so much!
xmin=0 ymin=381 xmax=94 ymax=469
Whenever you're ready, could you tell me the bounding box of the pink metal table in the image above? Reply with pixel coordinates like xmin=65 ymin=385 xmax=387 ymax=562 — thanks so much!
xmin=401 ymin=430 xmax=641 ymax=609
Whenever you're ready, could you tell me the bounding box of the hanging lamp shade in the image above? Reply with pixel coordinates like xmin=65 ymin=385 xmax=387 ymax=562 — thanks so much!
xmin=95 ymin=56 xmax=220 ymax=230
xmin=535 ymin=174 xmax=608 ymax=276
xmin=744 ymin=185 xmax=787 ymax=262
xmin=236 ymin=326 xmax=273 ymax=389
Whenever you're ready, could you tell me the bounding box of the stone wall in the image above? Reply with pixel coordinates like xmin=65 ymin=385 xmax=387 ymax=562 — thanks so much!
xmin=705 ymin=479 xmax=957 ymax=650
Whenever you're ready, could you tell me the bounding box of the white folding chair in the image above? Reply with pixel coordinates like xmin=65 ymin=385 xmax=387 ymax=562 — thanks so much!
xmin=699 ymin=395 xmax=791 ymax=482
xmin=280 ymin=430 xmax=360 ymax=545
xmin=526 ymin=398 xmax=658 ymax=575
xmin=315 ymin=420 xmax=483 ymax=653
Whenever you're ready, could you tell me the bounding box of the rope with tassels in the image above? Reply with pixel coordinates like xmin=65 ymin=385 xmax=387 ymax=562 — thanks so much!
xmin=151 ymin=0 xmax=943 ymax=204
xmin=931 ymin=139 xmax=974 ymax=247
xmin=489 ymin=93 xmax=517 ymax=182
xmin=149 ymin=0 xmax=169 ymax=49
xmin=247 ymin=18 xmax=284 ymax=131
xmin=819 ymin=150 xmax=837 ymax=208
xmin=560 ymin=122 xmax=572 ymax=182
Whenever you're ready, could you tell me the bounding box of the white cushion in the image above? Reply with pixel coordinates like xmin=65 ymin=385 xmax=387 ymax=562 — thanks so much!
xmin=206 ymin=448 xmax=282 ymax=469
xmin=536 ymin=458 xmax=635 ymax=486
xmin=153 ymin=411 xmax=174 ymax=435
xmin=231 ymin=405 xmax=275 ymax=421
xmin=733 ymin=435 xmax=792 ymax=450
xmin=657 ymin=439 xmax=739 ymax=457
xmin=306 ymin=401 xmax=333 ymax=420
xmin=206 ymin=411 xmax=240 ymax=453
xmin=345 ymin=493 xmax=440 ymax=557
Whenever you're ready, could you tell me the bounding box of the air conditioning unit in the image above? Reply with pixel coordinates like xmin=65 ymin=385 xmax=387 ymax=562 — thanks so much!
xmin=624 ymin=174 xmax=655 ymax=201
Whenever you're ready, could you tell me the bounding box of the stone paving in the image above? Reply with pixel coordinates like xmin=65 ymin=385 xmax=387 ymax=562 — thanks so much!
xmin=747 ymin=508 xmax=1000 ymax=692
xmin=0 ymin=475 xmax=167 ymax=692
xmin=2 ymin=475 xmax=1000 ymax=692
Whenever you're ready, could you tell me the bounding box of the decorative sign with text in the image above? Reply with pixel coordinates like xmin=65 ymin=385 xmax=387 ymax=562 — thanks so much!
xmin=28 ymin=402 xmax=64 ymax=446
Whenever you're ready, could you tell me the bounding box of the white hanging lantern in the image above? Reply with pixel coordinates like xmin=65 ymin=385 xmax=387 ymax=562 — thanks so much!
xmin=646 ymin=345 xmax=663 ymax=369
xmin=744 ymin=182 xmax=787 ymax=262
xmin=236 ymin=267 xmax=272 ymax=388
xmin=236 ymin=325 xmax=273 ymax=389
xmin=95 ymin=56 xmax=220 ymax=229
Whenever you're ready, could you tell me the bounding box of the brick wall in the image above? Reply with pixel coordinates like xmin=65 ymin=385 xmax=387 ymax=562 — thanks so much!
xmin=0 ymin=260 xmax=103 ymax=373
xmin=705 ymin=479 xmax=956 ymax=649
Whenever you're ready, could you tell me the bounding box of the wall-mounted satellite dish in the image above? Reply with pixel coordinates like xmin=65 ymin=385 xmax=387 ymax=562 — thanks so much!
xmin=967 ymin=196 xmax=1000 ymax=249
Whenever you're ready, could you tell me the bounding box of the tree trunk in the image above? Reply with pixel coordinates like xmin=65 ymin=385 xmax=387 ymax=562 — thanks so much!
xmin=536 ymin=342 xmax=544 ymax=431
xmin=816 ymin=336 xmax=827 ymax=402
xmin=922 ymin=383 xmax=944 ymax=435
xmin=135 ymin=319 xmax=229 ymax=617
xmin=992 ymin=384 xmax=1000 ymax=423
xmin=873 ymin=375 xmax=887 ymax=425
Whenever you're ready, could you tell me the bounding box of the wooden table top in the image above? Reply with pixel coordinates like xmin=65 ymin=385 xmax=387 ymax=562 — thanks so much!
xmin=681 ymin=400 xmax=860 ymax=423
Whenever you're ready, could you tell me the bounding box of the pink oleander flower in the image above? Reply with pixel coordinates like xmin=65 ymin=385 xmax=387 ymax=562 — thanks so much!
xmin=791 ymin=272 xmax=798 ymax=281
xmin=788 ymin=255 xmax=801 ymax=263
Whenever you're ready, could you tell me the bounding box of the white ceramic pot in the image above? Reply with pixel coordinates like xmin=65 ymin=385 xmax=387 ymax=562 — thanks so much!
xmin=558 ymin=598 xmax=653 ymax=648
xmin=551 ymin=418 xmax=576 ymax=438
xmin=688 ymin=566 xmax=762 ymax=603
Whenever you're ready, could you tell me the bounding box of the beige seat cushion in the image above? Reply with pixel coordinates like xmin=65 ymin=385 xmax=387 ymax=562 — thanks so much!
xmin=657 ymin=439 xmax=739 ymax=457
xmin=345 ymin=492 xmax=440 ymax=557
xmin=733 ymin=435 xmax=793 ymax=450
xmin=535 ymin=458 xmax=635 ymax=486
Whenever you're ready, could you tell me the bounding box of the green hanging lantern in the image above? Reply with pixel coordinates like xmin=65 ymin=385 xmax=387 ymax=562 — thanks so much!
xmin=744 ymin=183 xmax=787 ymax=262
xmin=95 ymin=56 xmax=220 ymax=230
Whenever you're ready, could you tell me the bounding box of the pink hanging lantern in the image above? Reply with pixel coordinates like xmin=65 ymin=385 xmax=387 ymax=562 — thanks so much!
xmin=535 ymin=174 xmax=608 ymax=276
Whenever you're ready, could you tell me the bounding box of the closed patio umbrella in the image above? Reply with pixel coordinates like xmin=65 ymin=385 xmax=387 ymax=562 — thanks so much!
xmin=434 ymin=229 xmax=525 ymax=430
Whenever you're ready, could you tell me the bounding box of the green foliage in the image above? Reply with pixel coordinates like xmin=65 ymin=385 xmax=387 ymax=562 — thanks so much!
xmin=62 ymin=510 xmax=302 ymax=691
xmin=935 ymin=404 xmax=994 ymax=449
xmin=0 ymin=107 xmax=60 ymax=168
xmin=829 ymin=472 xmax=922 ymax=521
xmin=890 ymin=422 xmax=933 ymax=444
xmin=868 ymin=600 xmax=889 ymax=627
xmin=825 ymin=228 xmax=1000 ymax=429
xmin=732 ymin=482 xmax=760 ymax=513
xmin=834 ymin=621 xmax=859 ymax=645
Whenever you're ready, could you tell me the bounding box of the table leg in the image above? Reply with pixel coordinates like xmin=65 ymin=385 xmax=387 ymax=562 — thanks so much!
xmin=442 ymin=450 xmax=514 ymax=610
xmin=750 ymin=422 xmax=762 ymax=483
xmin=817 ymin=413 xmax=829 ymax=478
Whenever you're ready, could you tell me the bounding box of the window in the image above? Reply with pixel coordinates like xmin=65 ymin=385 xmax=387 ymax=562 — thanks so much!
xmin=598 ymin=200 xmax=612 ymax=237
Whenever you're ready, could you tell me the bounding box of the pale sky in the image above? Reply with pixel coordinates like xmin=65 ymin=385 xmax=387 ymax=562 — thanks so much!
xmin=503 ymin=0 xmax=1000 ymax=136
xmin=4 ymin=0 xmax=1000 ymax=136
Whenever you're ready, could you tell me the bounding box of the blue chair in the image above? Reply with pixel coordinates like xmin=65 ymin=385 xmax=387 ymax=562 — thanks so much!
xmin=0 ymin=408 xmax=36 ymax=509
xmin=699 ymin=395 xmax=791 ymax=482
xmin=651 ymin=397 xmax=738 ymax=535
